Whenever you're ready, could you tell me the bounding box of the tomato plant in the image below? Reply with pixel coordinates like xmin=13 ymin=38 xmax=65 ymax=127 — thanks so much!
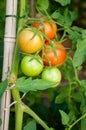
xmin=18 ymin=27 xmax=43 ymax=54
xmin=21 ymin=55 xmax=43 ymax=76
xmin=42 ymin=67 xmax=61 ymax=87
xmin=33 ymin=21 xmax=57 ymax=39
xmin=42 ymin=40 xmax=66 ymax=66
xmin=1 ymin=0 xmax=86 ymax=130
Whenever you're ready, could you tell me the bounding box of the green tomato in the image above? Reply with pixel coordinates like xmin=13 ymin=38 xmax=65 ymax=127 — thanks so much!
xmin=21 ymin=55 xmax=43 ymax=77
xmin=42 ymin=67 xmax=61 ymax=87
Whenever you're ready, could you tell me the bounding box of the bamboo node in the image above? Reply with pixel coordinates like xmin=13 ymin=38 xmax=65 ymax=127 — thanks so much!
xmin=4 ymin=94 xmax=26 ymax=111
xmin=4 ymin=36 xmax=16 ymax=43
xmin=4 ymin=101 xmax=17 ymax=111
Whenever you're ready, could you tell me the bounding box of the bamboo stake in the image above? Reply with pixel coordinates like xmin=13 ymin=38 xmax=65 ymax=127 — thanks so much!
xmin=29 ymin=0 xmax=35 ymax=17
xmin=0 ymin=0 xmax=18 ymax=130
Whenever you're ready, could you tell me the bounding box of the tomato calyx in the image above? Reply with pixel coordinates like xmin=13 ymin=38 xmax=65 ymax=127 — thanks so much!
xmin=40 ymin=40 xmax=67 ymax=67
xmin=33 ymin=20 xmax=57 ymax=39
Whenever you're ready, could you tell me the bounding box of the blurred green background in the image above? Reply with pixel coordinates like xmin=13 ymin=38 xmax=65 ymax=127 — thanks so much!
xmin=0 ymin=0 xmax=6 ymax=80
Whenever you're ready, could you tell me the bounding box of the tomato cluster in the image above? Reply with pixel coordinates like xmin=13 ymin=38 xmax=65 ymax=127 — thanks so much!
xmin=18 ymin=18 xmax=67 ymax=87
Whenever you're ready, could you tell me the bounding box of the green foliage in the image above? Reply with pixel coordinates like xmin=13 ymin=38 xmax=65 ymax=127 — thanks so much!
xmin=0 ymin=118 xmax=2 ymax=126
xmin=68 ymin=110 xmax=76 ymax=124
xmin=73 ymin=30 xmax=86 ymax=67
xmin=49 ymin=128 xmax=55 ymax=130
xmin=61 ymin=59 xmax=76 ymax=81
xmin=66 ymin=26 xmax=83 ymax=43
xmin=0 ymin=42 xmax=3 ymax=78
xmin=80 ymin=80 xmax=86 ymax=96
xmin=23 ymin=120 xmax=36 ymax=130
xmin=55 ymin=86 xmax=69 ymax=104
xmin=59 ymin=110 xmax=69 ymax=125
xmin=51 ymin=8 xmax=78 ymax=27
xmin=80 ymin=94 xmax=86 ymax=130
xmin=0 ymin=79 xmax=8 ymax=100
xmin=36 ymin=0 xmax=49 ymax=10
xmin=0 ymin=0 xmax=6 ymax=41
xmin=16 ymin=77 xmax=58 ymax=93
xmin=54 ymin=0 xmax=71 ymax=6
xmin=81 ymin=117 xmax=86 ymax=130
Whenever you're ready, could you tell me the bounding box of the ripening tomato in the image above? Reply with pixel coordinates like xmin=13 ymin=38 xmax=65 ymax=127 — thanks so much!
xmin=33 ymin=21 xmax=57 ymax=39
xmin=42 ymin=67 xmax=61 ymax=87
xmin=18 ymin=27 xmax=43 ymax=54
xmin=42 ymin=40 xmax=66 ymax=67
xmin=21 ymin=55 xmax=43 ymax=77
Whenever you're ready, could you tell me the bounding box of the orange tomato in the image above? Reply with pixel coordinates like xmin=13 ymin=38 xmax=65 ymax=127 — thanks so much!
xmin=42 ymin=40 xmax=66 ymax=67
xmin=18 ymin=27 xmax=43 ymax=54
xmin=33 ymin=21 xmax=57 ymax=39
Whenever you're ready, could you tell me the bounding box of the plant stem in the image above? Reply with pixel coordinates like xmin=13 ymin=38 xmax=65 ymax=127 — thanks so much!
xmin=15 ymin=102 xmax=23 ymax=130
xmin=68 ymin=113 xmax=86 ymax=130
xmin=11 ymin=0 xmax=26 ymax=76
xmin=11 ymin=87 xmax=24 ymax=130
xmin=68 ymin=81 xmax=72 ymax=109
xmin=23 ymin=104 xmax=51 ymax=130
xmin=11 ymin=0 xmax=26 ymax=130
xmin=11 ymin=87 xmax=23 ymax=130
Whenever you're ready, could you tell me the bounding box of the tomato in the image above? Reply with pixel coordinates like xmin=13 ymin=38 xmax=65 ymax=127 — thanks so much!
xmin=18 ymin=27 xmax=43 ymax=54
xmin=33 ymin=21 xmax=57 ymax=39
xmin=42 ymin=40 xmax=66 ymax=67
xmin=42 ymin=67 xmax=61 ymax=87
xmin=21 ymin=55 xmax=43 ymax=77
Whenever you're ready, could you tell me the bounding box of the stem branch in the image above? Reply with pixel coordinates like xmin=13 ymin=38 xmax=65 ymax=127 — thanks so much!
xmin=23 ymin=104 xmax=51 ymax=130
xmin=68 ymin=113 xmax=86 ymax=130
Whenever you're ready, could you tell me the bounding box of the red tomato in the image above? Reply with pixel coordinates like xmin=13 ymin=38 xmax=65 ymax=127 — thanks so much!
xmin=33 ymin=21 xmax=57 ymax=39
xmin=42 ymin=40 xmax=66 ymax=67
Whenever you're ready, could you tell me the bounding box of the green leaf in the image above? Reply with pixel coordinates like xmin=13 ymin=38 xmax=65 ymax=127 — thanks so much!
xmin=23 ymin=120 xmax=36 ymax=130
xmin=36 ymin=0 xmax=49 ymax=10
xmin=66 ymin=27 xmax=82 ymax=43
xmin=55 ymin=86 xmax=69 ymax=104
xmin=0 ymin=79 xmax=8 ymax=99
xmin=80 ymin=80 xmax=86 ymax=96
xmin=16 ymin=77 xmax=58 ymax=93
xmin=72 ymin=91 xmax=83 ymax=103
xmin=61 ymin=59 xmax=75 ymax=81
xmin=72 ymin=26 xmax=83 ymax=33
xmin=54 ymin=0 xmax=71 ymax=6
xmin=80 ymin=93 xmax=86 ymax=130
xmin=68 ymin=110 xmax=76 ymax=124
xmin=81 ymin=118 xmax=86 ymax=130
xmin=51 ymin=9 xmax=77 ymax=27
xmin=0 ymin=118 xmax=2 ymax=126
xmin=55 ymin=93 xmax=66 ymax=104
xmin=49 ymin=128 xmax=55 ymax=130
xmin=73 ymin=38 xmax=86 ymax=67
xmin=59 ymin=110 xmax=69 ymax=125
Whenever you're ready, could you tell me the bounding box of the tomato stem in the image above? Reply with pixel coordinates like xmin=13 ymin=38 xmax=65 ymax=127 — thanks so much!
xmin=67 ymin=112 xmax=86 ymax=130
xmin=23 ymin=104 xmax=51 ymax=130
xmin=11 ymin=0 xmax=26 ymax=130
xmin=11 ymin=0 xmax=26 ymax=76
xmin=11 ymin=88 xmax=23 ymax=130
